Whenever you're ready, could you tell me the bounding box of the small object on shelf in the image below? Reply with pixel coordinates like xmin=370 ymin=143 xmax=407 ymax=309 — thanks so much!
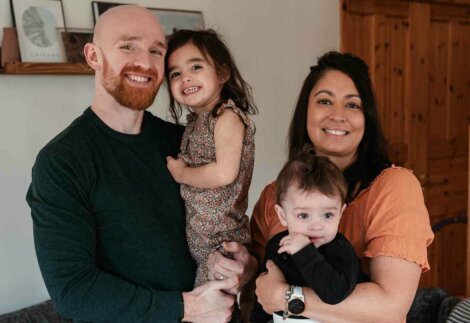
xmin=1 ymin=27 xmax=20 ymax=67
xmin=60 ymin=29 xmax=93 ymax=64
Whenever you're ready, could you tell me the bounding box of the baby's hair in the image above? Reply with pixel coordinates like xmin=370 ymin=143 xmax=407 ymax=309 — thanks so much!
xmin=276 ymin=152 xmax=347 ymax=206
xmin=165 ymin=29 xmax=258 ymax=123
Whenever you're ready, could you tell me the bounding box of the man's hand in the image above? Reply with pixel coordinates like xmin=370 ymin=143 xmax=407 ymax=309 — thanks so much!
xmin=166 ymin=156 xmax=187 ymax=183
xmin=207 ymin=241 xmax=258 ymax=295
xmin=182 ymin=276 xmax=238 ymax=323
xmin=255 ymin=260 xmax=288 ymax=314
xmin=277 ymin=233 xmax=310 ymax=255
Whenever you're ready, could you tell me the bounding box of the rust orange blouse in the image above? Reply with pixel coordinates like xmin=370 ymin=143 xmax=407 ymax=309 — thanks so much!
xmin=250 ymin=166 xmax=434 ymax=275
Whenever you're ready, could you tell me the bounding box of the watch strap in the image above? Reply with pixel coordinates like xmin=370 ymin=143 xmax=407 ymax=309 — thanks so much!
xmin=283 ymin=285 xmax=294 ymax=320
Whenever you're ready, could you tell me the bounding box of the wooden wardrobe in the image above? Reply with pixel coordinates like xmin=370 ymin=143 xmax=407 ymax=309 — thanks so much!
xmin=340 ymin=0 xmax=470 ymax=295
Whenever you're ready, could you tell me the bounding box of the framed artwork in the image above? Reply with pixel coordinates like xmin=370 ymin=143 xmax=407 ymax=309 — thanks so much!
xmin=10 ymin=0 xmax=67 ymax=63
xmin=91 ymin=1 xmax=204 ymax=37
xmin=152 ymin=8 xmax=204 ymax=36
xmin=60 ymin=28 xmax=93 ymax=63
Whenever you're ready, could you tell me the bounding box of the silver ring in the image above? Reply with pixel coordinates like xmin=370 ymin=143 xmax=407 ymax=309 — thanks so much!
xmin=218 ymin=274 xmax=224 ymax=280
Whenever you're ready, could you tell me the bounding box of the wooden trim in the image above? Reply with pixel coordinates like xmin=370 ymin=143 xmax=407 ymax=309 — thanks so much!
xmin=417 ymin=0 xmax=470 ymax=6
xmin=404 ymin=2 xmax=430 ymax=184
xmin=431 ymin=3 xmax=470 ymax=22
xmin=340 ymin=0 xmax=348 ymax=52
xmin=468 ymin=125 xmax=470 ymax=296
xmin=344 ymin=0 xmax=409 ymax=17
xmin=1 ymin=62 xmax=93 ymax=75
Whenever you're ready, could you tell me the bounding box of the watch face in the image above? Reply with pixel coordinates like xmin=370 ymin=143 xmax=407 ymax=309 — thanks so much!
xmin=288 ymin=298 xmax=305 ymax=315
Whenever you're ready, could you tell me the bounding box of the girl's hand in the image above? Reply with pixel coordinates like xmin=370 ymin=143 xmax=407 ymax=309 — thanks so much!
xmin=255 ymin=260 xmax=288 ymax=314
xmin=166 ymin=156 xmax=187 ymax=183
xmin=278 ymin=233 xmax=310 ymax=255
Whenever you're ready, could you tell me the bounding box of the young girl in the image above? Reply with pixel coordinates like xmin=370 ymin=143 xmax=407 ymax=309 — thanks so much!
xmin=164 ymin=29 xmax=258 ymax=288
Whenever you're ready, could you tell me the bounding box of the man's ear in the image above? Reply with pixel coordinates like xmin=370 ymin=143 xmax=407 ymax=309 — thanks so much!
xmin=84 ymin=43 xmax=100 ymax=70
xmin=274 ymin=204 xmax=288 ymax=227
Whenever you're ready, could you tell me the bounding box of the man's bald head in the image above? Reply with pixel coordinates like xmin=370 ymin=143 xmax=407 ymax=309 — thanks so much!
xmin=84 ymin=4 xmax=166 ymax=111
xmin=93 ymin=5 xmax=164 ymax=46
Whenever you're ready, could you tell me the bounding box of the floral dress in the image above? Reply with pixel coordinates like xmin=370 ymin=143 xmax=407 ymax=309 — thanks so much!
xmin=180 ymin=99 xmax=255 ymax=287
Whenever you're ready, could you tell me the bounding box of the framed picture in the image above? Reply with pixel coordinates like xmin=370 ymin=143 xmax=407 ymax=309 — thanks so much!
xmin=59 ymin=28 xmax=93 ymax=63
xmin=152 ymin=8 xmax=204 ymax=36
xmin=91 ymin=2 xmax=204 ymax=37
xmin=10 ymin=0 xmax=67 ymax=63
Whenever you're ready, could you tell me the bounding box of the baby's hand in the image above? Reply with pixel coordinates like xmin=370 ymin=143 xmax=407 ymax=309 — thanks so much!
xmin=278 ymin=233 xmax=310 ymax=255
xmin=166 ymin=156 xmax=187 ymax=183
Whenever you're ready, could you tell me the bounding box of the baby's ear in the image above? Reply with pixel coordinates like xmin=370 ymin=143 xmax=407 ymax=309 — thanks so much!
xmin=274 ymin=204 xmax=288 ymax=227
xmin=339 ymin=203 xmax=347 ymax=217
xmin=218 ymin=65 xmax=230 ymax=84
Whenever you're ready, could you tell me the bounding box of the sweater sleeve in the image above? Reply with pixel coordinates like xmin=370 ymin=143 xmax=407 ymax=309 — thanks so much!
xmin=26 ymin=146 xmax=183 ymax=322
xmin=292 ymin=238 xmax=361 ymax=305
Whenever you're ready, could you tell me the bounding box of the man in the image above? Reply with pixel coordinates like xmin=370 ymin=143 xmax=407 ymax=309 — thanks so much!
xmin=26 ymin=5 xmax=255 ymax=322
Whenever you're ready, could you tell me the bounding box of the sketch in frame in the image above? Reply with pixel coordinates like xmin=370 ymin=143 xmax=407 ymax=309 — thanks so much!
xmin=10 ymin=0 xmax=66 ymax=63
xmin=59 ymin=28 xmax=93 ymax=63
xmin=91 ymin=1 xmax=204 ymax=37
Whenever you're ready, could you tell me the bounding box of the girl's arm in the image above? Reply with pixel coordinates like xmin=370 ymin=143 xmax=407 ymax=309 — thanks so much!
xmin=167 ymin=109 xmax=245 ymax=188
xmin=256 ymin=256 xmax=420 ymax=323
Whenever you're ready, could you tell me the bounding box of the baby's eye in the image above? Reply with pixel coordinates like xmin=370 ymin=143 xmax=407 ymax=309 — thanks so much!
xmin=169 ymin=71 xmax=180 ymax=80
xmin=323 ymin=212 xmax=334 ymax=219
xmin=297 ymin=213 xmax=309 ymax=220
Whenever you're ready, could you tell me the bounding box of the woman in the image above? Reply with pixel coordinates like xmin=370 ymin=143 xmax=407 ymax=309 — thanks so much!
xmin=251 ymin=51 xmax=434 ymax=322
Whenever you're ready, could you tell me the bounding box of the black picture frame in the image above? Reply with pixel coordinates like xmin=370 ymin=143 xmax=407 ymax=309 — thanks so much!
xmin=10 ymin=0 xmax=67 ymax=62
xmin=91 ymin=1 xmax=204 ymax=36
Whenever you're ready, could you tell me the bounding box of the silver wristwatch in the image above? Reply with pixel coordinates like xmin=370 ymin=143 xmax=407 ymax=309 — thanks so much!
xmin=283 ymin=285 xmax=305 ymax=319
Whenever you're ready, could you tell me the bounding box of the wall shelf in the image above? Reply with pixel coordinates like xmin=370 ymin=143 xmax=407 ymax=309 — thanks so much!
xmin=0 ymin=62 xmax=94 ymax=75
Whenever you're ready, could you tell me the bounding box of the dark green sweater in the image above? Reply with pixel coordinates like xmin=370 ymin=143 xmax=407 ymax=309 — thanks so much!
xmin=26 ymin=108 xmax=196 ymax=322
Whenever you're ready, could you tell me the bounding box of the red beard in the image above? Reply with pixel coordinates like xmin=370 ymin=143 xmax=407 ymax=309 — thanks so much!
xmin=102 ymin=57 xmax=160 ymax=111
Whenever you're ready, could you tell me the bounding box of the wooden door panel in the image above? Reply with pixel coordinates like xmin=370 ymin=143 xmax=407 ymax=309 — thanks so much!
xmin=422 ymin=221 xmax=467 ymax=294
xmin=447 ymin=22 xmax=468 ymax=143
xmin=429 ymin=22 xmax=449 ymax=147
xmin=386 ymin=18 xmax=407 ymax=144
xmin=342 ymin=0 xmax=470 ymax=296
xmin=428 ymin=139 xmax=468 ymax=159
xmin=371 ymin=15 xmax=387 ymax=129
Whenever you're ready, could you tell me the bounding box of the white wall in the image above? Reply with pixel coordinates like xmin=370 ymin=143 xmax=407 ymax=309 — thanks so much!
xmin=0 ymin=0 xmax=339 ymax=314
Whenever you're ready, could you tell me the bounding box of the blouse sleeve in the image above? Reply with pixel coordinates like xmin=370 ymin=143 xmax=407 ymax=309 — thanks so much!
xmin=250 ymin=182 xmax=285 ymax=262
xmin=363 ymin=167 xmax=434 ymax=271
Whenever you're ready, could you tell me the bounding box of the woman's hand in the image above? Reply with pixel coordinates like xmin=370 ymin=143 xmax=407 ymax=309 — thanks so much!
xmin=207 ymin=241 xmax=258 ymax=295
xmin=255 ymin=260 xmax=288 ymax=314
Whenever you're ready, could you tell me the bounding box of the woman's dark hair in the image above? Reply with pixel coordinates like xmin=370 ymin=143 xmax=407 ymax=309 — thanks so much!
xmin=288 ymin=51 xmax=391 ymax=201
xmin=165 ymin=29 xmax=257 ymax=123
